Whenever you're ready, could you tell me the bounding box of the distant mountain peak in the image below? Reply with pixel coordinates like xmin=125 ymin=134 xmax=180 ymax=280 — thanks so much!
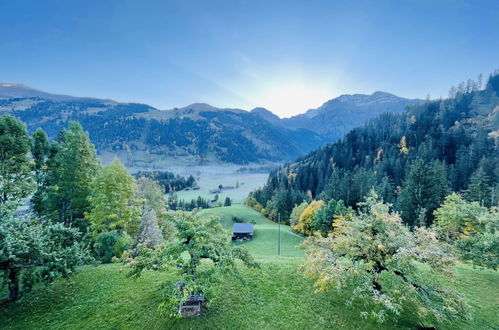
xmin=280 ymin=91 xmax=423 ymax=140
xmin=0 ymin=82 xmax=32 ymax=88
xmin=251 ymin=107 xmax=283 ymax=126
xmin=0 ymin=82 xmax=117 ymax=103
xmin=180 ymin=103 xmax=220 ymax=111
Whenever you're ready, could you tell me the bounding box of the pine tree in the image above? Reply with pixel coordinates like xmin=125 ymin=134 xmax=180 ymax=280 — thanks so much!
xmin=399 ymin=158 xmax=441 ymax=226
xmin=466 ymin=166 xmax=491 ymax=206
xmin=31 ymin=128 xmax=49 ymax=182
xmin=136 ymin=208 xmax=163 ymax=248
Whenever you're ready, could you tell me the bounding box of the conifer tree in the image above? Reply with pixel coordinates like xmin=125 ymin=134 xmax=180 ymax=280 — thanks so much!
xmin=466 ymin=166 xmax=491 ymax=206
xmin=399 ymin=158 xmax=441 ymax=226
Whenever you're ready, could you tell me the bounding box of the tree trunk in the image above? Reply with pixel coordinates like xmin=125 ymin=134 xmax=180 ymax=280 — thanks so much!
xmin=8 ymin=268 xmax=20 ymax=302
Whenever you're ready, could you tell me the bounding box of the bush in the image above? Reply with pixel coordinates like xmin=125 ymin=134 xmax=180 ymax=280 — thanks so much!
xmin=94 ymin=231 xmax=121 ymax=263
xmin=232 ymin=216 xmax=244 ymax=223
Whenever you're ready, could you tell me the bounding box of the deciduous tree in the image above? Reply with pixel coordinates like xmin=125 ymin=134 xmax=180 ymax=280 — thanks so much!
xmin=302 ymin=191 xmax=468 ymax=324
xmin=86 ymin=159 xmax=141 ymax=237
xmin=0 ymin=216 xmax=91 ymax=301
xmin=39 ymin=122 xmax=99 ymax=229
xmin=0 ymin=115 xmax=33 ymax=210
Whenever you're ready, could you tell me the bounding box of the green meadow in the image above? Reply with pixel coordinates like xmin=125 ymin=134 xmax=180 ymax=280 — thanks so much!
xmin=1 ymin=206 xmax=498 ymax=329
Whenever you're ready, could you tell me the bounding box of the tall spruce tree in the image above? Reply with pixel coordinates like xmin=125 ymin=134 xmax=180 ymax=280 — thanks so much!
xmin=466 ymin=166 xmax=491 ymax=206
xmin=399 ymin=158 xmax=442 ymax=226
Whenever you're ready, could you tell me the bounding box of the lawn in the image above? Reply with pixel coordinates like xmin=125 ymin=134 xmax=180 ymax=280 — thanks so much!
xmin=197 ymin=205 xmax=305 ymax=259
xmin=173 ymin=167 xmax=269 ymax=204
xmin=1 ymin=206 xmax=498 ymax=329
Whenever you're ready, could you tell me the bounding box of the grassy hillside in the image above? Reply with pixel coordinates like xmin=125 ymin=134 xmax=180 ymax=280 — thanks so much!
xmin=1 ymin=206 xmax=498 ymax=329
xmin=197 ymin=205 xmax=305 ymax=259
xmin=174 ymin=169 xmax=269 ymax=204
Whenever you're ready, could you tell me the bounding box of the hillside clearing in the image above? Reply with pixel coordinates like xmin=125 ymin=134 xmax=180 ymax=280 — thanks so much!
xmin=1 ymin=206 xmax=498 ymax=329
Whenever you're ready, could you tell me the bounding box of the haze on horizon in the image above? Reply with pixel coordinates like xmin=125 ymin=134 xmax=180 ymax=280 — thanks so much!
xmin=1 ymin=0 xmax=498 ymax=118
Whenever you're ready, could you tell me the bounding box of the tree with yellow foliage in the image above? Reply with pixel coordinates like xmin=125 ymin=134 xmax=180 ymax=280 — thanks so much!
xmin=433 ymin=193 xmax=498 ymax=269
xmin=399 ymin=135 xmax=409 ymax=154
xmin=292 ymin=200 xmax=324 ymax=235
xmin=85 ymin=159 xmax=141 ymax=238
xmin=302 ymin=191 xmax=469 ymax=324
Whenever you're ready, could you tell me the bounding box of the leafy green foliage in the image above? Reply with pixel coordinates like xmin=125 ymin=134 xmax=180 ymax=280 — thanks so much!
xmin=0 ymin=115 xmax=34 ymax=210
xmin=434 ymin=193 xmax=498 ymax=269
xmin=289 ymin=201 xmax=308 ymax=227
xmin=36 ymin=122 xmax=99 ymax=230
xmin=292 ymin=200 xmax=324 ymax=235
xmin=86 ymin=159 xmax=141 ymax=238
xmin=0 ymin=215 xmax=91 ymax=301
xmin=311 ymin=199 xmax=349 ymax=236
xmin=93 ymin=230 xmax=131 ymax=264
xmin=126 ymin=212 xmax=257 ymax=317
xmin=302 ymin=191 xmax=469 ymax=324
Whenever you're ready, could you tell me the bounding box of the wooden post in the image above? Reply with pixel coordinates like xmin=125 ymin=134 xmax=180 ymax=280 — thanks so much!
xmin=278 ymin=213 xmax=281 ymax=256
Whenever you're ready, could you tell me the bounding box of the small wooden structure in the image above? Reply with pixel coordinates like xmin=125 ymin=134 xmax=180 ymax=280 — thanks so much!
xmin=232 ymin=223 xmax=254 ymax=241
xmin=176 ymin=282 xmax=206 ymax=317
xmin=179 ymin=293 xmax=206 ymax=317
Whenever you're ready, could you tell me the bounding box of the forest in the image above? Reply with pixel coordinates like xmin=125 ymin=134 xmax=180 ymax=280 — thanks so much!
xmin=249 ymin=73 xmax=499 ymax=229
xmin=134 ymin=170 xmax=196 ymax=193
xmin=1 ymin=73 xmax=498 ymax=329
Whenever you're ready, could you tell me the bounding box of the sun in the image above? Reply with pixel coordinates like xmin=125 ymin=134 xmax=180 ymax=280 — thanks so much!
xmin=259 ymin=83 xmax=332 ymax=118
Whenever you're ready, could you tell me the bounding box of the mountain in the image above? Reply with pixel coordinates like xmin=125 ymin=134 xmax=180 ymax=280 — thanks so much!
xmin=253 ymin=91 xmax=423 ymax=141
xmin=250 ymin=107 xmax=283 ymax=127
xmin=250 ymin=73 xmax=499 ymax=226
xmin=0 ymin=83 xmax=111 ymax=103
xmin=0 ymin=84 xmax=423 ymax=167
xmin=0 ymin=88 xmax=326 ymax=166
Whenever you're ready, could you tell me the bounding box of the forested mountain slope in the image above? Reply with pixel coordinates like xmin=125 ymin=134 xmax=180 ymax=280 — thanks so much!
xmin=253 ymin=91 xmax=423 ymax=141
xmin=0 ymin=92 xmax=325 ymax=166
xmin=0 ymin=84 xmax=423 ymax=166
xmin=251 ymin=73 xmax=499 ymax=226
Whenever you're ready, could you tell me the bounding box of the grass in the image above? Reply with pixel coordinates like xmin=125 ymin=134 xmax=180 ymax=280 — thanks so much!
xmin=1 ymin=205 xmax=498 ymax=329
xmin=197 ymin=205 xmax=305 ymax=259
xmin=174 ymin=169 xmax=269 ymax=204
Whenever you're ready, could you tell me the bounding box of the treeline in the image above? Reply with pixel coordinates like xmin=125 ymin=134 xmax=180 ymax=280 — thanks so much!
xmin=0 ymin=116 xmax=172 ymax=301
xmin=134 ymin=170 xmax=196 ymax=193
xmin=0 ymin=114 xmax=244 ymax=316
xmin=1 ymin=98 xmax=318 ymax=164
xmin=249 ymin=72 xmax=499 ymax=228
xmin=168 ymin=195 xmax=210 ymax=211
xmin=167 ymin=194 xmax=232 ymax=211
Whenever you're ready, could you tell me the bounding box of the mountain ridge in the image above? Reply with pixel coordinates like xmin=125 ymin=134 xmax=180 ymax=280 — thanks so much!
xmin=0 ymin=83 xmax=423 ymax=166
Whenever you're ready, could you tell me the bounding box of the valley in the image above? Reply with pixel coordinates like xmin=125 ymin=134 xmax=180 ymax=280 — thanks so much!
xmin=1 ymin=206 xmax=497 ymax=329
xmin=1 ymin=2 xmax=498 ymax=328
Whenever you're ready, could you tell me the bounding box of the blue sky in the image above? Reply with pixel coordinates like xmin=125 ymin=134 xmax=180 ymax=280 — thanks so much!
xmin=1 ymin=0 xmax=498 ymax=117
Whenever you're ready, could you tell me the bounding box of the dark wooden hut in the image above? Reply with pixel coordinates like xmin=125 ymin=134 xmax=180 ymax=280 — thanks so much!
xmin=232 ymin=223 xmax=254 ymax=241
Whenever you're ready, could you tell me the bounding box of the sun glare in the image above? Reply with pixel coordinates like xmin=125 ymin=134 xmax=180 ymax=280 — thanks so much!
xmin=259 ymin=83 xmax=332 ymax=118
